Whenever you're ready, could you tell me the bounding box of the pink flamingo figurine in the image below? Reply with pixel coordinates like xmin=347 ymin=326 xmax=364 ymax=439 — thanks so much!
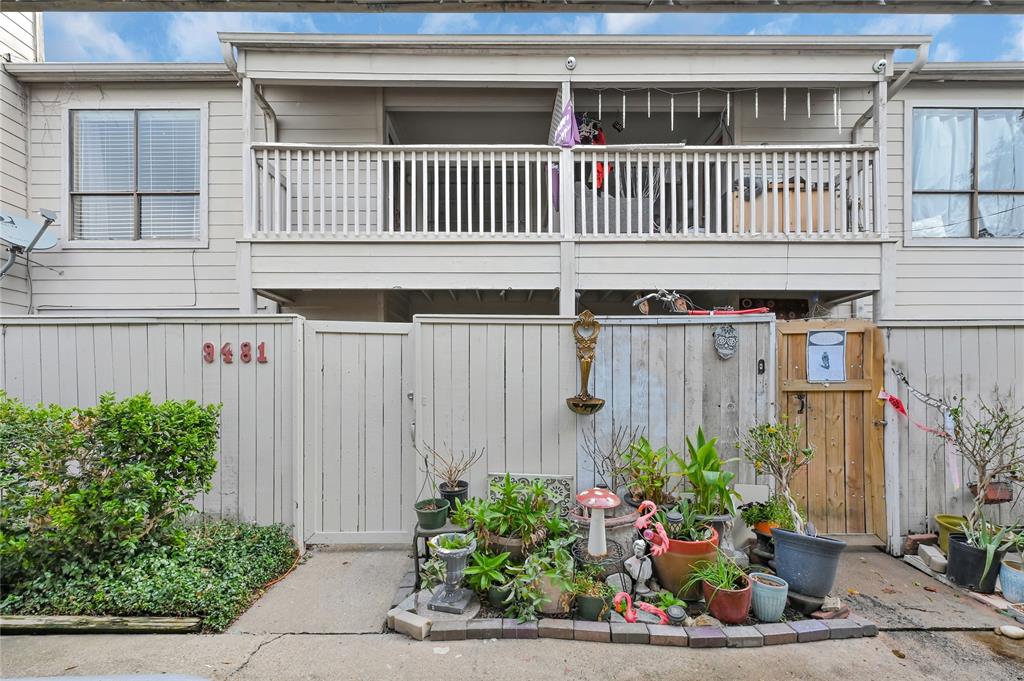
xmin=634 ymin=500 xmax=669 ymax=557
xmin=613 ymin=592 xmax=670 ymax=625
xmin=634 ymin=500 xmax=658 ymax=531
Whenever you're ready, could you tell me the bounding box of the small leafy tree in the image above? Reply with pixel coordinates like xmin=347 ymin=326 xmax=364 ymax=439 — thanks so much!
xmin=948 ymin=397 xmax=1024 ymax=529
xmin=0 ymin=392 xmax=220 ymax=586
xmin=738 ymin=420 xmax=814 ymax=534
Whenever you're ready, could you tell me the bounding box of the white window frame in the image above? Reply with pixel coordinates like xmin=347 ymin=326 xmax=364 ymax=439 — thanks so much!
xmin=903 ymin=94 xmax=1024 ymax=249
xmin=61 ymin=103 xmax=209 ymax=250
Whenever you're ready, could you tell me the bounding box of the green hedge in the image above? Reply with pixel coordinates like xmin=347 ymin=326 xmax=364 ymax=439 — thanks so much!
xmin=1 ymin=392 xmax=297 ymax=631
xmin=0 ymin=521 xmax=297 ymax=632
xmin=1 ymin=391 xmax=220 ymax=584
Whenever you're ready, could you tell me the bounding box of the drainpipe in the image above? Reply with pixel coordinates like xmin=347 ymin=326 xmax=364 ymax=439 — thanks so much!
xmin=220 ymin=40 xmax=278 ymax=142
xmin=850 ymin=42 xmax=929 ymax=143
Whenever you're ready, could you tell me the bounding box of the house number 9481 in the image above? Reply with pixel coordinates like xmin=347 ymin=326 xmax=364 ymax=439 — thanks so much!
xmin=202 ymin=342 xmax=268 ymax=364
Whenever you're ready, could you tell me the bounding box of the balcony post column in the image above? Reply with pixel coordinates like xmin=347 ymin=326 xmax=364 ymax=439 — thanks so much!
xmin=871 ymin=75 xmax=892 ymax=323
xmin=239 ymin=76 xmax=257 ymax=314
xmin=558 ymin=81 xmax=577 ymax=316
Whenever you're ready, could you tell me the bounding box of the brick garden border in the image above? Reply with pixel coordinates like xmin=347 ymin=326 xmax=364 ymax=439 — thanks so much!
xmin=386 ymin=580 xmax=879 ymax=647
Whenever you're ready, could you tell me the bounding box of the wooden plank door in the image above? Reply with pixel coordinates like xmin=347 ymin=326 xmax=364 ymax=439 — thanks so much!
xmin=777 ymin=320 xmax=887 ymax=543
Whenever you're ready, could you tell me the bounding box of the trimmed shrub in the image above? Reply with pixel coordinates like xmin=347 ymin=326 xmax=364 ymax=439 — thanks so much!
xmin=0 ymin=392 xmax=220 ymax=587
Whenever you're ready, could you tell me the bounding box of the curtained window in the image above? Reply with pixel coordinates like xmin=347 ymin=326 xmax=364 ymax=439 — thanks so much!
xmin=911 ymin=107 xmax=1024 ymax=239
xmin=71 ymin=109 xmax=201 ymax=242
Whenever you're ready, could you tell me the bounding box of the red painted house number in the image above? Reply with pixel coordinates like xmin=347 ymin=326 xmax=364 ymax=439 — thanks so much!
xmin=203 ymin=341 xmax=269 ymax=364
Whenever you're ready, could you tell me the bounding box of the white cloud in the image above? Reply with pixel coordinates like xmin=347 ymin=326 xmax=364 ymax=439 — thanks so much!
xmin=859 ymin=15 xmax=954 ymax=35
xmin=165 ymin=12 xmax=316 ymax=62
xmin=1004 ymin=17 xmax=1024 ymax=60
xmin=747 ymin=16 xmax=798 ymax=36
xmin=418 ymin=14 xmax=481 ymax=34
xmin=603 ymin=14 xmax=662 ymax=35
xmin=931 ymin=41 xmax=962 ymax=62
xmin=45 ymin=13 xmax=147 ymax=62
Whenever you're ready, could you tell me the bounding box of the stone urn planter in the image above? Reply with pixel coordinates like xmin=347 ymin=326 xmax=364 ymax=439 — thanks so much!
xmin=702 ymin=574 xmax=752 ymax=625
xmin=427 ymin=533 xmax=477 ymax=614
xmin=1001 ymin=560 xmax=1024 ymax=604
xmin=651 ymin=526 xmax=719 ymax=600
xmin=772 ymin=528 xmax=846 ymax=598
xmin=947 ymin=533 xmax=1006 ymax=594
xmin=750 ymin=572 xmax=789 ymax=623
xmin=698 ymin=513 xmax=746 ymax=566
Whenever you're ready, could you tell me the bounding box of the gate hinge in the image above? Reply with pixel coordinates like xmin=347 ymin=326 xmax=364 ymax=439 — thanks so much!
xmin=873 ymin=419 xmax=888 ymax=427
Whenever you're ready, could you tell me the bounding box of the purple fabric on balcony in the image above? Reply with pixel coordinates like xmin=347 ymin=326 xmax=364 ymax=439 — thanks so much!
xmin=554 ymin=98 xmax=580 ymax=149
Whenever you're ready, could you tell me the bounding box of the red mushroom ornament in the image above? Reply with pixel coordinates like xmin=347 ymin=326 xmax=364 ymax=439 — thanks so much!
xmin=576 ymin=487 xmax=622 ymax=558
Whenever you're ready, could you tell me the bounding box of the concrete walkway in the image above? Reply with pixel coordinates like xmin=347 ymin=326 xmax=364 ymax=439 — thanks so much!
xmin=228 ymin=546 xmax=409 ymax=635
xmin=3 ymin=548 xmax=1023 ymax=681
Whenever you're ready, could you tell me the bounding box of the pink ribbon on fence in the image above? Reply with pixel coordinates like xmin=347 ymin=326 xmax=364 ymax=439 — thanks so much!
xmin=878 ymin=390 xmax=961 ymax=489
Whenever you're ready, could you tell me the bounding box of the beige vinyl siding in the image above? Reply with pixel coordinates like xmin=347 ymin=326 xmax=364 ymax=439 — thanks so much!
xmin=20 ymin=83 xmax=241 ymax=311
xmin=0 ymin=12 xmax=40 ymax=314
xmin=260 ymin=85 xmax=382 ymax=144
xmin=887 ymin=84 xmax=1024 ymax=322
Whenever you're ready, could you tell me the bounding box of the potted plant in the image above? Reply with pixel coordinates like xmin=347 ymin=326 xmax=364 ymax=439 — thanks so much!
xmin=740 ymin=495 xmax=799 ymax=536
xmin=451 ymin=474 xmax=551 ymax=560
xmin=683 ymin=552 xmax=752 ymax=625
xmin=640 ymin=498 xmax=719 ymax=600
xmin=570 ymin=565 xmax=613 ymax=621
xmin=947 ymin=517 xmax=1015 ymax=594
xmin=525 ymin=530 xmax=579 ymax=616
xmin=464 ymin=550 xmax=514 ymax=608
xmin=749 ymin=572 xmax=789 ymax=622
xmin=1000 ymin=532 xmax=1024 ymax=604
xmin=739 ymin=420 xmax=845 ymax=598
xmin=425 ymin=444 xmax=486 ymax=514
xmin=415 ymin=447 xmax=450 ymax=530
xmin=621 ymin=436 xmax=684 ymax=507
xmin=426 ymin=532 xmax=477 ymax=613
xmin=683 ymin=428 xmax=742 ymax=559
xmin=947 ymin=398 xmax=1024 ymax=531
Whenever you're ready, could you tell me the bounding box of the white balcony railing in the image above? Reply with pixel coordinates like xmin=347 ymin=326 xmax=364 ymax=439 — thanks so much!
xmin=250 ymin=144 xmax=560 ymax=238
xmin=572 ymin=145 xmax=879 ymax=237
xmin=247 ymin=143 xmax=882 ymax=239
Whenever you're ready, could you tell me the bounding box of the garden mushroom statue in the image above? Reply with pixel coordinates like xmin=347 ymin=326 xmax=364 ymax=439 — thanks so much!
xmin=577 ymin=487 xmax=622 ymax=558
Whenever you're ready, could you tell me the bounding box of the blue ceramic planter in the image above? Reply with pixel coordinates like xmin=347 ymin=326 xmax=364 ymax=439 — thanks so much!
xmin=750 ymin=572 xmax=789 ymax=623
xmin=1001 ymin=560 xmax=1024 ymax=604
xmin=772 ymin=529 xmax=846 ymax=598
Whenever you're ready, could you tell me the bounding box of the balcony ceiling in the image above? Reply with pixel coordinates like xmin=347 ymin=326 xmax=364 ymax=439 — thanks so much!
xmin=13 ymin=0 xmax=1024 ymax=13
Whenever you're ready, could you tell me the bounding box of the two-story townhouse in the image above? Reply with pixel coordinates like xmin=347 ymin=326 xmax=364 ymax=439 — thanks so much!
xmin=1 ymin=20 xmax=1021 ymax=549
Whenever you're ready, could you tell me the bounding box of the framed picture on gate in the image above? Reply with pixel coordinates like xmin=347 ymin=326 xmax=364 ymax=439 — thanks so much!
xmin=806 ymin=330 xmax=847 ymax=383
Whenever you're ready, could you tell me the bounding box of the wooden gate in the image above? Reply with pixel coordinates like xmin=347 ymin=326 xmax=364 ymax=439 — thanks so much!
xmin=777 ymin=320 xmax=886 ymax=543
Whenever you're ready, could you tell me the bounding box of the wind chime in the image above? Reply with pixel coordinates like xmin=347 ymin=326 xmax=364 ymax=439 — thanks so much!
xmin=586 ymin=86 xmax=844 ymax=133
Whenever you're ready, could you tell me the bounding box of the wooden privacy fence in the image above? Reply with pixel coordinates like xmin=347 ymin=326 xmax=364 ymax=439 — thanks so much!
xmin=415 ymin=315 xmax=776 ymax=500
xmin=883 ymin=323 xmax=1024 ymax=536
xmin=0 ymin=316 xmax=302 ymax=536
xmin=2 ymin=314 xmax=777 ymax=547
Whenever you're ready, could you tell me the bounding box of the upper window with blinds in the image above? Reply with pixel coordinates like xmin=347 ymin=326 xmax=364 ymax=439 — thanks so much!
xmin=911 ymin=107 xmax=1024 ymax=239
xmin=71 ymin=109 xmax=202 ymax=242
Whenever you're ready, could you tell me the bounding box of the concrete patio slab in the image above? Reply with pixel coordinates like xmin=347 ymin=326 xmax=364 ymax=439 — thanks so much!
xmin=228 ymin=546 xmax=409 ymax=635
xmin=834 ymin=550 xmax=1007 ymax=631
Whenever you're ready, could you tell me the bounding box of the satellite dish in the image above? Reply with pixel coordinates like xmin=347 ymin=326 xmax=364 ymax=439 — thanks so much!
xmin=0 ymin=210 xmax=58 ymax=279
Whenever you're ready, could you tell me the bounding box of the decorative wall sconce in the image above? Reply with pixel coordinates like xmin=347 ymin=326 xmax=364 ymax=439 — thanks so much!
xmin=566 ymin=310 xmax=605 ymax=415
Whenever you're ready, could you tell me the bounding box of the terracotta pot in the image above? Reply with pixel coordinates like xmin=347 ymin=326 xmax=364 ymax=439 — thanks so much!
xmin=968 ymin=481 xmax=1014 ymax=505
xmin=651 ymin=526 xmax=719 ymax=600
xmin=483 ymin=528 xmax=547 ymax=561
xmin=702 ymin=575 xmax=752 ymax=625
xmin=753 ymin=521 xmax=778 ymax=536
